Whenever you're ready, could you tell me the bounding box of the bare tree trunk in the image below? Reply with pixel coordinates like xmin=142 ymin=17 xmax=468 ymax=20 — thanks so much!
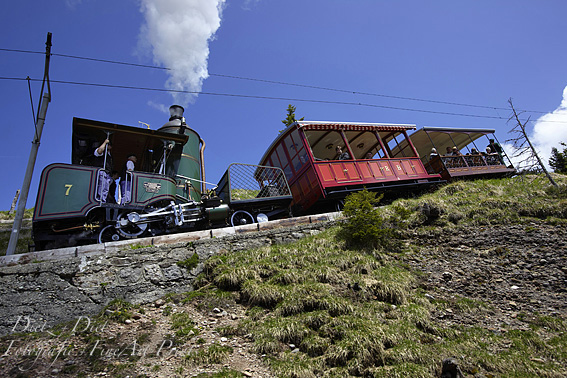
xmin=507 ymin=99 xmax=557 ymax=187
xmin=9 ymin=190 xmax=20 ymax=215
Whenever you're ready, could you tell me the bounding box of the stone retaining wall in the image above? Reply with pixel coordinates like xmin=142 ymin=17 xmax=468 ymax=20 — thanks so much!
xmin=0 ymin=213 xmax=339 ymax=337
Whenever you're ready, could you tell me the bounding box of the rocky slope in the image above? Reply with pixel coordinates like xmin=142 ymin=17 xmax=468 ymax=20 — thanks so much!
xmin=0 ymin=221 xmax=565 ymax=377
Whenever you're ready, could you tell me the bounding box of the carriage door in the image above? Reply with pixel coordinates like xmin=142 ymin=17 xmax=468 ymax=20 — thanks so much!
xmin=328 ymin=161 xmax=363 ymax=183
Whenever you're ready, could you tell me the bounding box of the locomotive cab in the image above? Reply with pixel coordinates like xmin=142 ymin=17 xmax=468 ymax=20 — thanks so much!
xmin=32 ymin=109 xmax=223 ymax=250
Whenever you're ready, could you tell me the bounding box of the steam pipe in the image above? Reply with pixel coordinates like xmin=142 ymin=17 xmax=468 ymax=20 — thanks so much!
xmin=200 ymin=138 xmax=206 ymax=194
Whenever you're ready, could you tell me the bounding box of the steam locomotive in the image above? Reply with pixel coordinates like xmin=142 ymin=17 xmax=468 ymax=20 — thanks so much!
xmin=31 ymin=106 xmax=292 ymax=251
xmin=31 ymin=105 xmax=514 ymax=251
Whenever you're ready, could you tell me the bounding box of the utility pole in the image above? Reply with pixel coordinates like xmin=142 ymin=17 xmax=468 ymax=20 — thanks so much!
xmin=6 ymin=33 xmax=52 ymax=256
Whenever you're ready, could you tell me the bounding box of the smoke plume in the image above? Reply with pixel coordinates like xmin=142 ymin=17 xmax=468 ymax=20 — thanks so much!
xmin=139 ymin=0 xmax=226 ymax=107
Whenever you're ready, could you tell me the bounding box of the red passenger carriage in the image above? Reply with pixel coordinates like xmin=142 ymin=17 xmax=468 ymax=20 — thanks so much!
xmin=259 ymin=121 xmax=444 ymax=214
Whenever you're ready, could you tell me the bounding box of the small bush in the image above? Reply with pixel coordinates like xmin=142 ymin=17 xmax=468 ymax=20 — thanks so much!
xmin=337 ymin=189 xmax=394 ymax=249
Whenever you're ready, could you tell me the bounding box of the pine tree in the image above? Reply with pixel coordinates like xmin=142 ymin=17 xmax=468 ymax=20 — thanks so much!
xmin=549 ymin=143 xmax=567 ymax=173
xmin=280 ymin=104 xmax=304 ymax=133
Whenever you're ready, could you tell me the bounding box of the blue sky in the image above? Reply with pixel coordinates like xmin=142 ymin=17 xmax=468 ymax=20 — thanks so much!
xmin=1 ymin=0 xmax=566 ymax=210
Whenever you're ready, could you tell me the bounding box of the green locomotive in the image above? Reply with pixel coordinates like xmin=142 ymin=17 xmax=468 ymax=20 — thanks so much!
xmin=32 ymin=106 xmax=292 ymax=250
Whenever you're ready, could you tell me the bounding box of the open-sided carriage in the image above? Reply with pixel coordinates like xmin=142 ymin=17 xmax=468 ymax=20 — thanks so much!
xmin=408 ymin=127 xmax=516 ymax=181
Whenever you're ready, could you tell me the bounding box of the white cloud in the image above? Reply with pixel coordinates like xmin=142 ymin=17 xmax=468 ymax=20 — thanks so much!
xmin=139 ymin=0 xmax=226 ymax=108
xmin=530 ymin=85 xmax=567 ymax=169
xmin=506 ymin=85 xmax=567 ymax=171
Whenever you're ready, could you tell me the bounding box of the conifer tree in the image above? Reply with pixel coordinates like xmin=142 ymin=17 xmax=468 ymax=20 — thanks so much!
xmin=549 ymin=143 xmax=567 ymax=173
xmin=280 ymin=104 xmax=304 ymax=133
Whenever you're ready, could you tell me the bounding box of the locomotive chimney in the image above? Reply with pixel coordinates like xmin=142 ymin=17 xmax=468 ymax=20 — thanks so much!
xmin=161 ymin=105 xmax=187 ymax=134
xmin=158 ymin=104 xmax=206 ymax=200
xmin=169 ymin=105 xmax=184 ymax=122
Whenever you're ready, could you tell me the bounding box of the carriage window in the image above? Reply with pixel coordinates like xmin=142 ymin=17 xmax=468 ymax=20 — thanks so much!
xmin=275 ymin=143 xmax=293 ymax=179
xmin=276 ymin=143 xmax=288 ymax=167
xmin=269 ymin=151 xmax=280 ymax=169
xmin=344 ymin=131 xmax=385 ymax=159
xmin=286 ymin=130 xmax=308 ymax=173
xmin=304 ymin=130 xmax=345 ymax=161
xmin=385 ymin=132 xmax=416 ymax=158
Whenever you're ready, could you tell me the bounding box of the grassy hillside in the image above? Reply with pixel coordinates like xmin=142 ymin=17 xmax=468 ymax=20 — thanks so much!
xmin=1 ymin=174 xmax=566 ymax=377
xmin=193 ymin=174 xmax=567 ymax=377
xmin=0 ymin=209 xmax=34 ymax=255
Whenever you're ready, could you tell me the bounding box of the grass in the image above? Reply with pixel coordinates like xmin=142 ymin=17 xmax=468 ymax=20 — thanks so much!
xmin=0 ymin=214 xmax=33 ymax=256
xmin=196 ymin=174 xmax=567 ymax=377
xmin=101 ymin=298 xmax=137 ymax=323
xmin=184 ymin=344 xmax=234 ymax=365
xmin=170 ymin=312 xmax=200 ymax=342
xmin=177 ymin=252 xmax=200 ymax=270
xmin=230 ymin=188 xmax=260 ymax=201
xmin=2 ymin=174 xmax=566 ymax=376
xmin=0 ymin=209 xmax=34 ymax=221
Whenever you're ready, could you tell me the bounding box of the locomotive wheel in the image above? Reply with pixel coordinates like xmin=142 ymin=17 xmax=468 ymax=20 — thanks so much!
xmin=98 ymin=225 xmax=121 ymax=243
xmin=116 ymin=212 xmax=148 ymax=239
xmin=230 ymin=210 xmax=255 ymax=227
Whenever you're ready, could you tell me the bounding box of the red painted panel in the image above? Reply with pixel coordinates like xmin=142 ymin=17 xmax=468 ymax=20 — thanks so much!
xmin=401 ymin=160 xmax=418 ymax=176
xmin=291 ymin=182 xmax=302 ymax=200
xmin=308 ymin=170 xmax=319 ymax=189
xmin=299 ymin=175 xmax=310 ymax=195
xmin=330 ymin=163 xmax=348 ymax=181
xmin=317 ymin=164 xmax=336 ymax=183
xmin=358 ymin=162 xmax=373 ymax=180
xmin=377 ymin=161 xmax=395 ymax=178
xmin=368 ymin=162 xmax=385 ymax=179
xmin=411 ymin=158 xmax=427 ymax=174
xmin=342 ymin=162 xmax=362 ymax=181
xmin=390 ymin=160 xmax=408 ymax=178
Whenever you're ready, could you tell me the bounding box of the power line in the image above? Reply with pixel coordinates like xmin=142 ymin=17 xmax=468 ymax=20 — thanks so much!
xmin=0 ymin=47 xmax=550 ymax=115
xmin=3 ymin=75 xmax=565 ymax=125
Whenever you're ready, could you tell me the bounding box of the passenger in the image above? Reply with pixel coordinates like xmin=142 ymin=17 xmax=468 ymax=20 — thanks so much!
xmin=445 ymin=146 xmax=452 ymax=155
xmin=483 ymin=146 xmax=493 ymax=155
xmin=488 ymin=139 xmax=503 ymax=155
xmin=451 ymin=146 xmax=462 ymax=156
xmin=120 ymin=154 xmax=137 ymax=205
xmin=430 ymin=148 xmax=439 ymax=160
xmin=335 ymin=146 xmax=350 ymax=160
xmin=365 ymin=152 xmax=374 ymax=159
xmin=470 ymin=148 xmax=479 ymax=155
xmin=107 ymin=171 xmax=120 ymax=204
xmin=94 ymin=139 xmax=114 ymax=202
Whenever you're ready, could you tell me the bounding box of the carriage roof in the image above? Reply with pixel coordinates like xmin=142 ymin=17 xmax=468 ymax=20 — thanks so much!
xmin=259 ymin=120 xmax=417 ymax=164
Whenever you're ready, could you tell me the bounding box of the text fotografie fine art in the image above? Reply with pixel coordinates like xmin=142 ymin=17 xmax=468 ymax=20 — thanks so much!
xmin=1 ymin=315 xmax=181 ymax=372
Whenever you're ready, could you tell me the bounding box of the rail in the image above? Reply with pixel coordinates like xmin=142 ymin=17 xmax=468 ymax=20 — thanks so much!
xmin=426 ymin=154 xmax=506 ymax=174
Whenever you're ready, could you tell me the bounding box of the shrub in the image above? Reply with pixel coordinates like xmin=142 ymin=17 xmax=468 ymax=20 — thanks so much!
xmin=337 ymin=189 xmax=394 ymax=249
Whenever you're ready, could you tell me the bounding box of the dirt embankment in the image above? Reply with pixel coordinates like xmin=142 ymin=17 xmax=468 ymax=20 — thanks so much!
xmin=405 ymin=223 xmax=567 ymax=331
xmin=0 ymin=222 xmax=565 ymax=377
